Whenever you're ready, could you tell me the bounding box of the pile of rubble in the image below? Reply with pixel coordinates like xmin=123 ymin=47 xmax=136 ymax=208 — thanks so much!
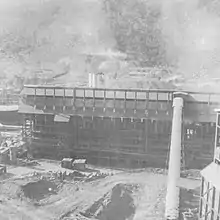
xmin=48 ymin=170 xmax=86 ymax=181
xmin=49 ymin=170 xmax=109 ymax=182
xmin=84 ymin=172 xmax=109 ymax=182
xmin=23 ymin=169 xmax=110 ymax=183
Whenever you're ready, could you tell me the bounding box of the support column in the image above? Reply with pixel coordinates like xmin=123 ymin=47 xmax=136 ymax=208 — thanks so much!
xmin=165 ymin=96 xmax=184 ymax=220
xmin=144 ymin=119 xmax=148 ymax=153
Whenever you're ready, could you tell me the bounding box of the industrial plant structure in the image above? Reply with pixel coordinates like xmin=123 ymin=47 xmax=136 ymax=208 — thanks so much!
xmin=19 ymin=84 xmax=219 ymax=169
xmin=16 ymin=67 xmax=220 ymax=220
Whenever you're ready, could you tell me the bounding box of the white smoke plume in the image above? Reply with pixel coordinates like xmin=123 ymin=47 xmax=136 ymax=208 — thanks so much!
xmin=161 ymin=0 xmax=220 ymax=79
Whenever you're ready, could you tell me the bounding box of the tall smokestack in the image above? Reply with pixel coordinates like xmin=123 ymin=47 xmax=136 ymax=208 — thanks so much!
xmin=165 ymin=94 xmax=184 ymax=219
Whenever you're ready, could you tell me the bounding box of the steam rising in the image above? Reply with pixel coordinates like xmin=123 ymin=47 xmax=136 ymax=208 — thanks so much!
xmin=161 ymin=0 xmax=220 ymax=78
xmin=1 ymin=0 xmax=220 ymax=88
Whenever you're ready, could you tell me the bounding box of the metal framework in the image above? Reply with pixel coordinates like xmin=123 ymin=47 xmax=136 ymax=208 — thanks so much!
xmin=19 ymin=85 xmax=220 ymax=168
xmin=199 ymin=111 xmax=220 ymax=220
xmin=199 ymin=177 xmax=220 ymax=220
xmin=214 ymin=112 xmax=220 ymax=165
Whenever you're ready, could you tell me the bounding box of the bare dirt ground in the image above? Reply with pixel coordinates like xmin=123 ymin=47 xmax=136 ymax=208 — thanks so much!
xmin=0 ymin=160 xmax=200 ymax=220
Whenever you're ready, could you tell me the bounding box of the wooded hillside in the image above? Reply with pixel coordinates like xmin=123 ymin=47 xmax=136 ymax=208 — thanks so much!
xmin=0 ymin=0 xmax=220 ymax=87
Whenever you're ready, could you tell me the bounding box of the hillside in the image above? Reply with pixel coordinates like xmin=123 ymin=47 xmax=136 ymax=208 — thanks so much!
xmin=0 ymin=0 xmax=115 ymax=86
xmin=0 ymin=0 xmax=220 ymax=88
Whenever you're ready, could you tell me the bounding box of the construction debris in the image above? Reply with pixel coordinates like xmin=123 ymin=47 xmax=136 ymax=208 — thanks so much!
xmin=0 ymin=133 xmax=27 ymax=165
xmin=84 ymin=172 xmax=108 ymax=182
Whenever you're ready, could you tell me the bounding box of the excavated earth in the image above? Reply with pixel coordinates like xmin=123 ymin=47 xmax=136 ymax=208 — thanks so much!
xmin=0 ymin=161 xmax=201 ymax=220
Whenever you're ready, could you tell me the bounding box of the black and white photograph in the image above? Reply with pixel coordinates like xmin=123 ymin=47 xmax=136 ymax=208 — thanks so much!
xmin=0 ymin=0 xmax=220 ymax=219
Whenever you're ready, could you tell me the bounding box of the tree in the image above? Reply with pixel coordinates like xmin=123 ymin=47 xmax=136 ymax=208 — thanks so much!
xmin=103 ymin=0 xmax=168 ymax=67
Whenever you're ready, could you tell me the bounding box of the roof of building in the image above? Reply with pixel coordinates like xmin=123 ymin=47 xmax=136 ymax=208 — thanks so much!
xmin=201 ymin=162 xmax=220 ymax=190
xmin=73 ymin=159 xmax=86 ymax=164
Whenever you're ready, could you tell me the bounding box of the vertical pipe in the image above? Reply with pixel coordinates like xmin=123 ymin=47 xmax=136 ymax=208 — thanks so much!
xmin=165 ymin=97 xmax=184 ymax=220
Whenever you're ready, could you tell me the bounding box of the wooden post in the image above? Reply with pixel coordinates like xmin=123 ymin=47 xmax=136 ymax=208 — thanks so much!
xmin=199 ymin=177 xmax=204 ymax=218
xmin=144 ymin=119 xmax=148 ymax=153
xmin=103 ymin=89 xmax=106 ymax=112
xmin=34 ymin=88 xmax=36 ymax=109
xmin=73 ymin=88 xmax=75 ymax=111
xmin=83 ymin=89 xmax=86 ymax=111
xmin=63 ymin=89 xmax=66 ymax=112
xmin=124 ymin=90 xmax=127 ymax=113
xmin=93 ymin=89 xmax=95 ymax=111
xmin=205 ymin=182 xmax=210 ymax=220
xmin=211 ymin=186 xmax=216 ymax=220
xmin=44 ymin=88 xmax=46 ymax=110
xmin=53 ymin=88 xmax=55 ymax=111
xmin=165 ymin=96 xmax=184 ymax=220
xmin=217 ymin=192 xmax=220 ymax=220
